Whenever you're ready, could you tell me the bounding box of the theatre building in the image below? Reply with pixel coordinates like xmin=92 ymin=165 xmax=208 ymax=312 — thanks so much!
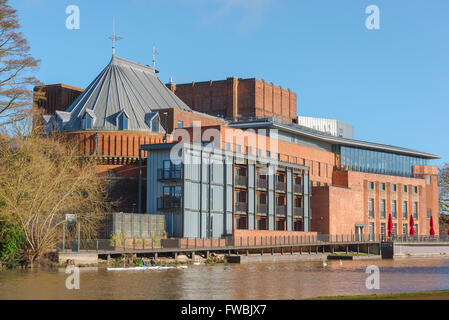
xmin=35 ymin=53 xmax=440 ymax=239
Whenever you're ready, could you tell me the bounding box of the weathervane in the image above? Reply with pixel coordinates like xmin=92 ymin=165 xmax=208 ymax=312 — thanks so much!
xmin=108 ymin=19 xmax=123 ymax=56
xmin=152 ymin=45 xmax=159 ymax=69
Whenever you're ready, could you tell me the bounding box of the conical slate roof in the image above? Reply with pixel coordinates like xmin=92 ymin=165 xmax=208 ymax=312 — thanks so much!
xmin=50 ymin=55 xmax=191 ymax=132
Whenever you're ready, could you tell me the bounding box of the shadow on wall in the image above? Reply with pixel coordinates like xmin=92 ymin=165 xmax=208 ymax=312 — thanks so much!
xmin=106 ymin=178 xmax=145 ymax=213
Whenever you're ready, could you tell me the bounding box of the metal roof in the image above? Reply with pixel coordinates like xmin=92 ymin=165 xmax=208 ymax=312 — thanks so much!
xmin=228 ymin=118 xmax=439 ymax=160
xmin=54 ymin=55 xmax=191 ymax=132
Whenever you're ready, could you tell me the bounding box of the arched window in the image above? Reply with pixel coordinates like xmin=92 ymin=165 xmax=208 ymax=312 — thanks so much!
xmin=118 ymin=112 xmax=128 ymax=130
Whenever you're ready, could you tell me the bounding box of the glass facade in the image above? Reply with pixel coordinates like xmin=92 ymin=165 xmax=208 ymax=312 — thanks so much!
xmin=339 ymin=146 xmax=428 ymax=177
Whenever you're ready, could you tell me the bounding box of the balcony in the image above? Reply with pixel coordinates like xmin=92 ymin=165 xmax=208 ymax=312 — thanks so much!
xmin=275 ymin=181 xmax=286 ymax=192
xmin=257 ymin=203 xmax=267 ymax=215
xmin=256 ymin=177 xmax=267 ymax=189
xmin=157 ymin=196 xmax=182 ymax=211
xmin=157 ymin=168 xmax=183 ymax=181
xmin=235 ymin=202 xmax=247 ymax=213
xmin=235 ymin=175 xmax=247 ymax=188
xmin=293 ymin=183 xmax=303 ymax=194
xmin=276 ymin=205 xmax=286 ymax=216
xmin=293 ymin=207 xmax=303 ymax=218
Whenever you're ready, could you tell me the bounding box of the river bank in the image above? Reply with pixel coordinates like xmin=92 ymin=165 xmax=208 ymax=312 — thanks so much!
xmin=309 ymin=290 xmax=449 ymax=300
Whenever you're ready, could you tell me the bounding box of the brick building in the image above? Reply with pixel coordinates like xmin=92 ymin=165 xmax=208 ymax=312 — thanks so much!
xmin=167 ymin=78 xmax=297 ymax=123
xmin=36 ymin=53 xmax=440 ymax=239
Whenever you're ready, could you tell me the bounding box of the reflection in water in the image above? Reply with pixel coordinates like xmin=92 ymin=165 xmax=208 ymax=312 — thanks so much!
xmin=1 ymin=258 xmax=449 ymax=299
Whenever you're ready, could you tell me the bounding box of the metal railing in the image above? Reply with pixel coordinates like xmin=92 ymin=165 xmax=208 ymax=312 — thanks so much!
xmin=293 ymin=207 xmax=303 ymax=217
xmin=157 ymin=196 xmax=182 ymax=210
xmin=257 ymin=203 xmax=267 ymax=214
xmin=293 ymin=184 xmax=303 ymax=194
xmin=235 ymin=202 xmax=247 ymax=213
xmin=57 ymin=234 xmax=449 ymax=253
xmin=157 ymin=168 xmax=183 ymax=181
xmin=275 ymin=182 xmax=286 ymax=192
xmin=275 ymin=205 xmax=286 ymax=216
xmin=256 ymin=178 xmax=267 ymax=189
xmin=235 ymin=175 xmax=247 ymax=187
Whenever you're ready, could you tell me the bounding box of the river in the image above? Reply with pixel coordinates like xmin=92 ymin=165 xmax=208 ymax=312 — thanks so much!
xmin=1 ymin=257 xmax=449 ymax=299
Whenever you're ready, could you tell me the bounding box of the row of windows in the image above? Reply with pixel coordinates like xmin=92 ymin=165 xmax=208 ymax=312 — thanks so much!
xmin=340 ymin=146 xmax=428 ymax=177
xmin=370 ymin=222 xmax=419 ymax=238
xmin=368 ymin=199 xmax=429 ymax=219
xmin=223 ymin=142 xmax=330 ymax=179
xmin=368 ymin=181 xmax=419 ymax=194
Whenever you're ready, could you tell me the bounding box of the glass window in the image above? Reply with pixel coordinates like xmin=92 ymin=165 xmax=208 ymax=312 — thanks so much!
xmin=413 ymin=186 xmax=418 ymax=194
xmin=380 ymin=183 xmax=385 ymax=191
xmin=393 ymin=223 xmax=397 ymax=237
xmin=413 ymin=202 xmax=418 ymax=219
xmin=380 ymin=199 xmax=386 ymax=218
xmin=177 ymin=120 xmax=183 ymax=128
xmin=235 ymin=144 xmax=241 ymax=153
xmin=369 ymin=222 xmax=375 ymax=241
xmin=368 ymin=182 xmax=374 ymax=190
xmin=392 ymin=184 xmax=397 ymax=192
xmin=381 ymin=223 xmax=386 ymax=239
xmin=402 ymin=201 xmax=408 ymax=220
xmin=427 ymin=209 xmax=431 ymax=219
xmin=82 ymin=114 xmax=92 ymax=129
xmin=403 ymin=223 xmax=408 ymax=236
xmin=118 ymin=113 xmax=128 ymax=130
xmin=392 ymin=200 xmax=397 ymax=219
xmin=266 ymin=150 xmax=271 ymax=158
xmin=403 ymin=185 xmax=407 ymax=193
xmin=369 ymin=199 xmax=375 ymax=218
xmin=426 ymin=176 xmax=431 ymax=184
xmin=224 ymin=142 xmax=230 ymax=151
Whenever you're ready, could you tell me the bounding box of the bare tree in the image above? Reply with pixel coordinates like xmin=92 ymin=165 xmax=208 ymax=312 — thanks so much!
xmin=0 ymin=0 xmax=40 ymax=128
xmin=0 ymin=133 xmax=110 ymax=263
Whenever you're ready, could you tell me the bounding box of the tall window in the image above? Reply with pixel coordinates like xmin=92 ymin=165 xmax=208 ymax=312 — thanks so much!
xmin=413 ymin=202 xmax=418 ymax=219
xmin=369 ymin=222 xmax=375 ymax=241
xmin=414 ymin=224 xmax=418 ymax=235
xmin=368 ymin=182 xmax=374 ymax=190
xmin=381 ymin=223 xmax=386 ymax=239
xmin=392 ymin=200 xmax=397 ymax=219
xmin=402 ymin=223 xmax=408 ymax=236
xmin=402 ymin=201 xmax=408 ymax=220
xmin=426 ymin=176 xmax=431 ymax=184
xmin=380 ymin=183 xmax=386 ymax=191
xmin=427 ymin=209 xmax=431 ymax=219
xmin=392 ymin=184 xmax=397 ymax=192
xmin=403 ymin=185 xmax=408 ymax=193
xmin=369 ymin=199 xmax=374 ymax=218
xmin=177 ymin=120 xmax=183 ymax=128
xmin=235 ymin=144 xmax=242 ymax=153
xmin=224 ymin=142 xmax=230 ymax=151
xmin=393 ymin=223 xmax=397 ymax=237
xmin=380 ymin=199 xmax=386 ymax=219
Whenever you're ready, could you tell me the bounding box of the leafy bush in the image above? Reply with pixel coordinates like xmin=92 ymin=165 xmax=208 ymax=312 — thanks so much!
xmin=0 ymin=222 xmax=25 ymax=269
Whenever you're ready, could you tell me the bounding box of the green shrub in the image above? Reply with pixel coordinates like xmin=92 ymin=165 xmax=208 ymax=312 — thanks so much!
xmin=0 ymin=222 xmax=25 ymax=269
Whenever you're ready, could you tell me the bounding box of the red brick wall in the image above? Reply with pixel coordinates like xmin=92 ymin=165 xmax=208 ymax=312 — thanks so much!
xmin=33 ymin=84 xmax=84 ymax=115
xmin=168 ymin=78 xmax=297 ymax=123
xmin=233 ymin=229 xmax=318 ymax=245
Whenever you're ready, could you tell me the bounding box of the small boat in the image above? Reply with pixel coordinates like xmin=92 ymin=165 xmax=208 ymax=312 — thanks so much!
xmin=107 ymin=265 xmax=187 ymax=271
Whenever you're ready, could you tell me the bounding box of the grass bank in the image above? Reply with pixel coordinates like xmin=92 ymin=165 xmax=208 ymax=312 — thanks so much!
xmin=308 ymin=290 xmax=449 ymax=300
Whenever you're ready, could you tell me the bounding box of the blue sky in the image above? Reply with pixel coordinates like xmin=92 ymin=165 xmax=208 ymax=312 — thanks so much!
xmin=11 ymin=0 xmax=449 ymax=165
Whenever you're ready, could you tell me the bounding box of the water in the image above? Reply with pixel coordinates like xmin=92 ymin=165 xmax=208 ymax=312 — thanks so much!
xmin=1 ymin=258 xmax=449 ymax=299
